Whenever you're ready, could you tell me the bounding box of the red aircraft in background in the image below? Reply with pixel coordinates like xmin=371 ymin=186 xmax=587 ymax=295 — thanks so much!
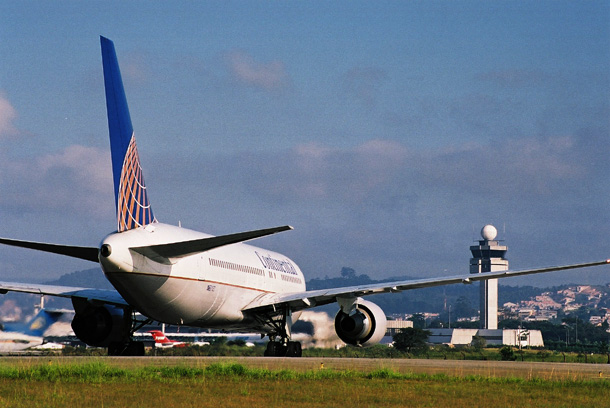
xmin=148 ymin=330 xmax=186 ymax=348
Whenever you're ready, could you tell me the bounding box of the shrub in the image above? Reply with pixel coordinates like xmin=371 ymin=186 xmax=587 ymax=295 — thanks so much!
xmin=499 ymin=346 xmax=516 ymax=361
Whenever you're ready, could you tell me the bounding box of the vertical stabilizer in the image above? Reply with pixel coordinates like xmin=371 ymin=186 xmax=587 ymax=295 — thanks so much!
xmin=100 ymin=36 xmax=155 ymax=232
xmin=2 ymin=310 xmax=64 ymax=337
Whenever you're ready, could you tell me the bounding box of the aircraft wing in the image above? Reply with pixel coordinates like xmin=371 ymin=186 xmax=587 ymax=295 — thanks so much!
xmin=243 ymin=259 xmax=610 ymax=313
xmin=0 ymin=282 xmax=128 ymax=307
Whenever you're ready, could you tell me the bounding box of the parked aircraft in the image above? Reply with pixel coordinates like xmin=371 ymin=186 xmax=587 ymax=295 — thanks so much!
xmin=0 ymin=37 xmax=608 ymax=356
xmin=148 ymin=330 xmax=186 ymax=348
xmin=0 ymin=309 xmax=65 ymax=352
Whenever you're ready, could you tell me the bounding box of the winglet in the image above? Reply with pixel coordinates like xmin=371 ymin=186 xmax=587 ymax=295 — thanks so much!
xmin=100 ymin=36 xmax=155 ymax=232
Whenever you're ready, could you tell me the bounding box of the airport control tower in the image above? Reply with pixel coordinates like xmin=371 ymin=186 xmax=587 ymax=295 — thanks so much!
xmin=470 ymin=225 xmax=508 ymax=330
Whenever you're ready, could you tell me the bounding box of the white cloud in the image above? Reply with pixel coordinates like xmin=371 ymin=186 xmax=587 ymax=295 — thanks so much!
xmin=418 ymin=135 xmax=586 ymax=196
xmin=226 ymin=50 xmax=289 ymax=91
xmin=38 ymin=145 xmax=112 ymax=193
xmin=0 ymin=145 xmax=113 ymax=217
xmin=199 ymin=133 xmax=597 ymax=219
xmin=0 ymin=93 xmax=18 ymax=138
xmin=114 ymin=51 xmax=153 ymax=85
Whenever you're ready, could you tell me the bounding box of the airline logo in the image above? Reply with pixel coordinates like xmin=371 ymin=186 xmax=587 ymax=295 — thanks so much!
xmin=117 ymin=135 xmax=155 ymax=231
xmin=28 ymin=316 xmax=47 ymax=332
xmin=149 ymin=330 xmax=185 ymax=347
xmin=255 ymin=251 xmax=298 ymax=275
xmin=150 ymin=332 xmax=169 ymax=342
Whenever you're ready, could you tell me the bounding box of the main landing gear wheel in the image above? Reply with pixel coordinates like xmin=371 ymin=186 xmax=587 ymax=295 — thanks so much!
xmin=286 ymin=341 xmax=302 ymax=357
xmin=264 ymin=340 xmax=302 ymax=357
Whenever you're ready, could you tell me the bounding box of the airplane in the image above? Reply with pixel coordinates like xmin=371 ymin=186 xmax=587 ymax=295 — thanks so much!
xmin=148 ymin=330 xmax=186 ymax=348
xmin=0 ymin=309 xmax=65 ymax=353
xmin=0 ymin=36 xmax=608 ymax=356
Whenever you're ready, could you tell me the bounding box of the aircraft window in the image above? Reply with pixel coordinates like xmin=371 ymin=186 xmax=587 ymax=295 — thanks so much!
xmin=209 ymin=258 xmax=267 ymax=278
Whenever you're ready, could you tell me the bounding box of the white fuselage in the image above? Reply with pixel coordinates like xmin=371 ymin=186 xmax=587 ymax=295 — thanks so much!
xmin=0 ymin=332 xmax=43 ymax=352
xmin=99 ymin=223 xmax=305 ymax=330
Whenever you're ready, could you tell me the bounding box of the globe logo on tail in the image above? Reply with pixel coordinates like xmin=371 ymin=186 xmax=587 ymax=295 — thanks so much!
xmin=117 ymin=135 xmax=155 ymax=232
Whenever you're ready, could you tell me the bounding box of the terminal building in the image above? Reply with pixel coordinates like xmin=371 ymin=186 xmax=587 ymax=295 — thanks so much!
xmin=426 ymin=225 xmax=544 ymax=347
xmin=427 ymin=328 xmax=544 ymax=347
xmin=386 ymin=320 xmax=414 ymax=336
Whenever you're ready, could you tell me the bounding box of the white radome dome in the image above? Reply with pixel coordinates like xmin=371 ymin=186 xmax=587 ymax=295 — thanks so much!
xmin=481 ymin=224 xmax=497 ymax=240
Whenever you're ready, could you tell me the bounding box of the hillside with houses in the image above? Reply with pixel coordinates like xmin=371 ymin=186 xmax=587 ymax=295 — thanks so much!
xmin=500 ymin=284 xmax=610 ymax=326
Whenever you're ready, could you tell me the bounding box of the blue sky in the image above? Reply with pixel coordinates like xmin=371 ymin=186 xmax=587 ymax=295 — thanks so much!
xmin=0 ymin=1 xmax=609 ymax=287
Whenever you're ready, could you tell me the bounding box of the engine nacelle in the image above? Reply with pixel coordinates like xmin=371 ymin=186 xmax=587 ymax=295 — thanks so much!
xmin=334 ymin=299 xmax=387 ymax=347
xmin=71 ymin=301 xmax=131 ymax=347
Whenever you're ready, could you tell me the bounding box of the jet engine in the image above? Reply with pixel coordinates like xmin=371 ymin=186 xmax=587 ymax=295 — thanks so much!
xmin=334 ymin=299 xmax=387 ymax=347
xmin=71 ymin=300 xmax=131 ymax=348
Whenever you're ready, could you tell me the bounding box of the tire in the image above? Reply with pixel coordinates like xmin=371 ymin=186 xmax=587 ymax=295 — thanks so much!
xmin=286 ymin=341 xmax=302 ymax=357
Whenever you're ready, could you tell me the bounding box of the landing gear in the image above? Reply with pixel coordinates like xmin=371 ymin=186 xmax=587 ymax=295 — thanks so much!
xmin=264 ymin=340 xmax=302 ymax=357
xmin=107 ymin=313 xmax=150 ymax=356
xmin=259 ymin=305 xmax=302 ymax=357
xmin=264 ymin=341 xmax=284 ymax=356
xmin=286 ymin=341 xmax=302 ymax=357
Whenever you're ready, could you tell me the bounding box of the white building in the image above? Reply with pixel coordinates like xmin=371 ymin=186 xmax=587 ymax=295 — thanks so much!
xmin=427 ymin=328 xmax=544 ymax=347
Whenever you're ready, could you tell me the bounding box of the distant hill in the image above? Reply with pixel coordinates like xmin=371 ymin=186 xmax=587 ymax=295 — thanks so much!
xmin=44 ymin=268 xmax=114 ymax=290
xmin=39 ymin=268 xmax=115 ymax=311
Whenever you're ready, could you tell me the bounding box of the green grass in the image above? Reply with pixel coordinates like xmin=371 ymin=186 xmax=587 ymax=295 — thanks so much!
xmin=1 ymin=360 xmax=608 ymax=384
xmin=0 ymin=361 xmax=608 ymax=407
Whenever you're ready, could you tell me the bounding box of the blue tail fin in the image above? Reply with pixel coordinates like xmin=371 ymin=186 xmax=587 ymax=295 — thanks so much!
xmin=3 ymin=309 xmax=64 ymax=337
xmin=101 ymin=36 xmax=156 ymax=232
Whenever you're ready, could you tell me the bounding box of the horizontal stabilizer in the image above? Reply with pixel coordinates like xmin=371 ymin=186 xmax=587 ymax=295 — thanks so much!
xmin=130 ymin=225 xmax=293 ymax=264
xmin=0 ymin=238 xmax=99 ymax=262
